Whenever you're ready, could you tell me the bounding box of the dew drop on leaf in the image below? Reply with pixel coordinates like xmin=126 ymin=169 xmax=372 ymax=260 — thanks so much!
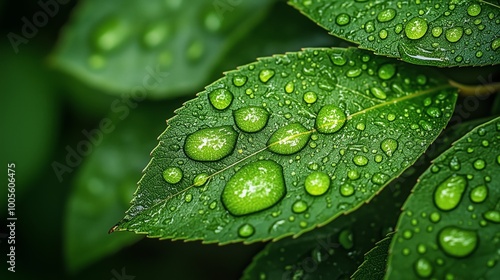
xmin=438 ymin=226 xmax=478 ymax=258
xmin=238 ymin=223 xmax=255 ymax=238
xmin=353 ymin=155 xmax=369 ymax=166
xmin=268 ymin=123 xmax=311 ymax=155
xmin=347 ymin=169 xmax=360 ymax=180
xmin=304 ymin=171 xmax=331 ymax=196
xmin=404 ymin=17 xmax=428 ymax=40
xmin=233 ymin=106 xmax=269 ymax=133
xmin=222 ymin=160 xmax=285 ymax=216
xmin=370 ymin=87 xmax=387 ymax=99
xmin=335 ymin=13 xmax=350 ymax=26
xmin=208 ymin=88 xmax=233 ymax=110
xmin=414 ymin=258 xmax=433 ymax=278
xmin=303 ymin=91 xmax=318 ymax=104
xmin=445 ymin=27 xmax=464 ymax=43
xmin=469 ymin=185 xmax=488 ymax=203
xmin=185 ymin=193 xmax=193 ymax=203
xmin=381 ymin=138 xmax=398 ymax=157
xmin=449 ymin=156 xmax=461 ymax=171
xmin=467 ymin=4 xmax=482 ymax=17
xmin=483 ymin=210 xmax=500 ymax=223
xmin=162 ymin=167 xmax=183 ymax=184
xmin=184 ymin=126 xmax=238 ymax=161
xmin=492 ymin=38 xmax=500 ymax=51
xmin=431 ymin=26 xmax=443 ymax=38
xmin=430 ymin=212 xmax=441 ymax=223
xmin=434 ymin=175 xmax=467 ymax=211
xmin=193 ymin=173 xmax=209 ymax=187
xmin=377 ymin=8 xmax=396 ymax=23
xmin=371 ymin=172 xmax=390 ymax=185
xmin=92 ymin=17 xmax=129 ymax=52
xmin=315 ymin=105 xmax=347 ymax=134
xmin=472 ymin=159 xmax=486 ymax=170
xmin=378 ymin=64 xmax=396 ymax=80
xmin=340 ymin=183 xmax=355 ymax=197
xmin=232 ymin=76 xmax=247 ymax=87
xmin=330 ymin=51 xmax=347 ymax=66
xmin=292 ymin=200 xmax=308 ymax=213
xmin=285 ymin=81 xmax=295 ymax=93
xmin=259 ymin=69 xmax=275 ymax=83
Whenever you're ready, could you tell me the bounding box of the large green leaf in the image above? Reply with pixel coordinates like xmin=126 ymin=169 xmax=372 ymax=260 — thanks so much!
xmin=112 ymin=47 xmax=457 ymax=244
xmin=351 ymin=233 xmax=393 ymax=280
xmin=51 ymin=0 xmax=273 ymax=99
xmin=65 ymin=103 xmax=172 ymax=272
xmin=289 ymin=0 xmax=500 ymax=67
xmin=386 ymin=117 xmax=500 ymax=279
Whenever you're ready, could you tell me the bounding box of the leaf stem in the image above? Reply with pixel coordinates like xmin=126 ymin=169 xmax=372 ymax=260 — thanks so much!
xmin=449 ymin=80 xmax=500 ymax=96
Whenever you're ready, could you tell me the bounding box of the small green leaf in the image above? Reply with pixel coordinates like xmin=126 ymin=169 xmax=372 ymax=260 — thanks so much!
xmin=289 ymin=0 xmax=500 ymax=67
xmin=352 ymin=233 xmax=394 ymax=280
xmin=113 ymin=48 xmax=457 ymax=244
xmin=51 ymin=0 xmax=274 ymax=99
xmin=65 ymin=104 xmax=170 ymax=272
xmin=386 ymin=117 xmax=500 ymax=279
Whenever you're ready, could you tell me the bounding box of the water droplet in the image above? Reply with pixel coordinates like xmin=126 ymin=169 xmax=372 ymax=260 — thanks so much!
xmin=414 ymin=258 xmax=433 ymax=278
xmin=492 ymin=38 xmax=500 ymax=51
xmin=186 ymin=39 xmax=204 ymax=61
xmin=470 ymin=185 xmax=488 ymax=203
xmin=483 ymin=210 xmax=500 ymax=223
xmin=315 ymin=105 xmax=346 ymax=134
xmin=292 ymin=200 xmax=308 ymax=213
xmin=430 ymin=212 xmax=441 ymax=223
xmin=467 ymin=4 xmax=481 ymax=17
xmin=193 ymin=173 xmax=209 ymax=187
xmin=473 ymin=159 xmax=486 ymax=170
xmin=184 ymin=126 xmax=238 ymax=161
xmin=387 ymin=113 xmax=396 ymax=122
xmin=336 ymin=13 xmax=350 ymax=26
xmin=303 ymin=91 xmax=317 ymax=104
xmin=209 ymin=201 xmax=217 ymax=210
xmin=445 ymin=27 xmax=464 ymax=43
xmin=222 ymin=160 xmax=285 ymax=216
xmin=238 ymin=223 xmax=255 ymax=238
xmin=142 ymin=22 xmax=170 ymax=48
xmin=381 ymin=138 xmax=398 ymax=157
xmin=370 ymin=87 xmax=387 ymax=99
xmin=434 ymin=175 xmax=467 ymax=211
xmin=372 ymin=172 xmax=389 ymax=185
xmin=426 ymin=107 xmax=441 ymax=118
xmin=347 ymin=169 xmax=360 ymax=180
xmin=233 ymin=106 xmax=269 ymax=133
xmin=405 ymin=17 xmax=428 ymax=40
xmin=304 ymin=171 xmax=331 ymax=196
xmin=379 ymin=29 xmax=388 ymax=39
xmin=185 ymin=193 xmax=192 ymax=203
xmin=431 ymin=26 xmax=443 ymax=37
xmin=208 ymin=88 xmax=233 ymax=110
xmin=330 ymin=50 xmax=347 ymax=66
xmin=339 ymin=229 xmax=354 ymax=249
xmin=92 ymin=18 xmax=130 ymax=52
xmin=449 ymin=156 xmax=461 ymax=171
xmin=162 ymin=167 xmax=183 ymax=184
xmin=356 ymin=122 xmax=366 ymax=131
xmin=377 ymin=8 xmax=396 ymax=22
xmin=285 ymin=81 xmax=295 ymax=93
xmin=438 ymin=226 xmax=478 ymax=257
xmin=233 ymin=76 xmax=247 ymax=87
xmin=259 ymin=69 xmax=275 ymax=83
xmin=378 ymin=64 xmax=396 ymax=80
xmin=346 ymin=68 xmax=362 ymax=78
xmin=353 ymin=155 xmax=369 ymax=166
xmin=403 ymin=229 xmax=413 ymax=239
xmin=268 ymin=123 xmax=311 ymax=155
xmin=340 ymin=183 xmax=355 ymax=197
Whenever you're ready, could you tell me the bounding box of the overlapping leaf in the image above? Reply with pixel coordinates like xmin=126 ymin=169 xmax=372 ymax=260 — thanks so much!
xmin=289 ymin=0 xmax=500 ymax=67
xmin=352 ymin=234 xmax=393 ymax=280
xmin=113 ymin=47 xmax=457 ymax=244
xmin=386 ymin=117 xmax=500 ymax=279
xmin=51 ymin=0 xmax=273 ymax=98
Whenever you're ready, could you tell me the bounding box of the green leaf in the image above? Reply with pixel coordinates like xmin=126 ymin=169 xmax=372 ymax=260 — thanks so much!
xmin=65 ymin=103 xmax=173 ymax=272
xmin=289 ymin=0 xmax=500 ymax=67
xmin=51 ymin=0 xmax=273 ymax=99
xmin=386 ymin=117 xmax=500 ymax=279
xmin=242 ymin=172 xmax=411 ymax=280
xmin=113 ymin=47 xmax=457 ymax=244
xmin=352 ymin=233 xmax=393 ymax=280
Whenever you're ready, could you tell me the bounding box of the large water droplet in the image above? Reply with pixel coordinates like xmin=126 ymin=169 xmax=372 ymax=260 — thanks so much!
xmin=438 ymin=226 xmax=478 ymax=257
xmin=303 ymin=91 xmax=318 ymax=104
xmin=336 ymin=13 xmax=351 ymax=26
xmin=268 ymin=123 xmax=311 ymax=155
xmin=414 ymin=258 xmax=433 ymax=278
xmin=377 ymin=8 xmax=396 ymax=22
xmin=484 ymin=210 xmax=500 ymax=223
xmin=434 ymin=175 xmax=467 ymax=211
xmin=304 ymin=171 xmax=331 ymax=196
xmin=238 ymin=223 xmax=255 ymax=238
xmin=208 ymin=88 xmax=233 ymax=110
xmin=162 ymin=167 xmax=183 ymax=184
xmin=259 ymin=69 xmax=275 ymax=83
xmin=445 ymin=27 xmax=464 ymax=43
xmin=315 ymin=105 xmax=346 ymax=134
xmin=473 ymin=159 xmax=486 ymax=170
xmin=467 ymin=4 xmax=482 ymax=17
xmin=330 ymin=50 xmax=347 ymax=66
xmin=233 ymin=106 xmax=269 ymax=133
xmin=470 ymin=185 xmax=488 ymax=203
xmin=378 ymin=64 xmax=396 ymax=80
xmin=353 ymin=155 xmax=369 ymax=166
xmin=222 ymin=160 xmax=285 ymax=216
xmin=184 ymin=126 xmax=238 ymax=161
xmin=405 ymin=17 xmax=428 ymax=40
xmin=92 ymin=18 xmax=129 ymax=52
xmin=381 ymin=138 xmax=398 ymax=157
